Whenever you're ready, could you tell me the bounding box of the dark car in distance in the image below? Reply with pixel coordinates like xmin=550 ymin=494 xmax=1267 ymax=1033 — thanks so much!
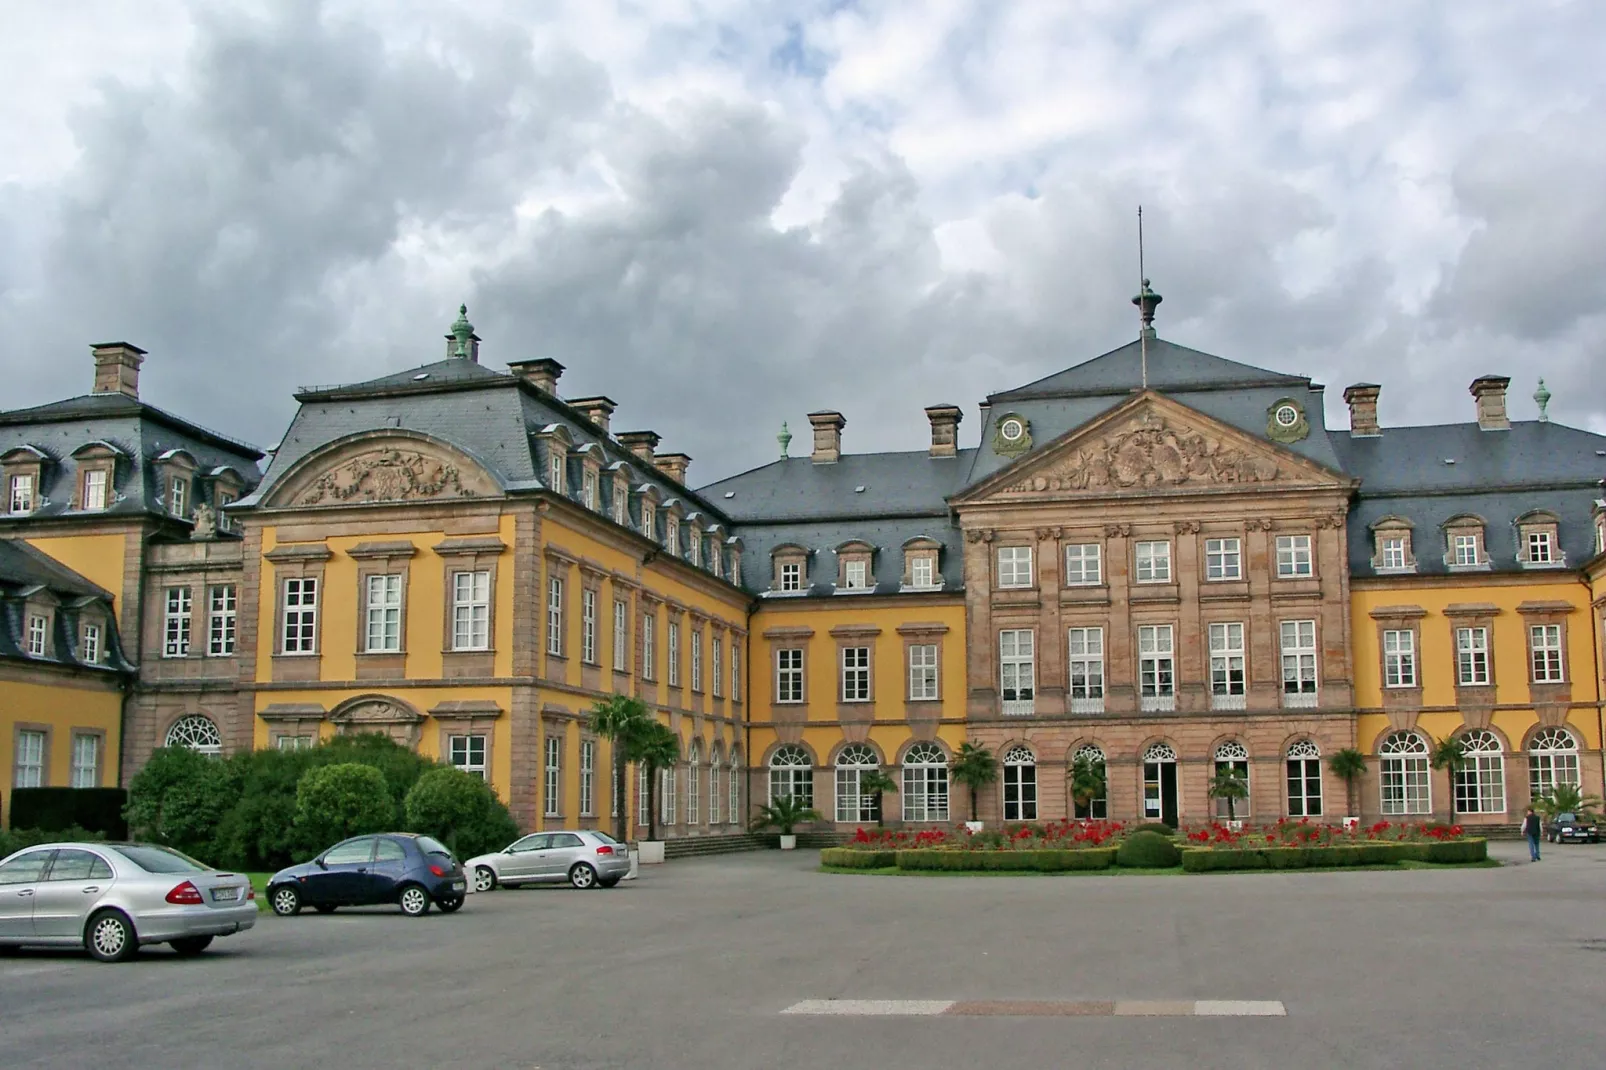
xmin=1546 ymin=813 xmax=1600 ymax=844
xmin=267 ymin=834 xmax=467 ymax=917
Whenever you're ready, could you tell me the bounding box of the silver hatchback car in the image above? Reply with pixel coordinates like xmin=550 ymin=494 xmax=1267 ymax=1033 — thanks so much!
xmin=466 ymin=830 xmax=632 ymax=891
xmin=0 ymin=842 xmax=256 ymax=962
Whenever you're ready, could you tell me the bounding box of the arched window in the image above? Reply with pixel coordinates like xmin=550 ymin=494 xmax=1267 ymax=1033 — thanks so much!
xmin=1529 ymin=728 xmax=1580 ymax=797
xmin=729 ymin=750 xmax=743 ymax=825
xmin=686 ymin=742 xmax=701 ymax=826
xmin=1072 ymin=744 xmax=1107 ymax=819
xmin=1286 ymin=739 xmax=1322 ymax=817
xmin=901 ymin=742 xmax=949 ymax=822
xmin=1213 ymin=741 xmax=1250 ymax=819
xmin=1455 ymin=730 xmax=1506 ymax=814
xmin=1142 ymin=742 xmax=1176 ymax=822
xmin=1002 ymin=745 xmax=1037 ymax=821
xmin=834 ymin=744 xmax=879 ymax=823
xmin=165 ymin=715 xmax=222 ymax=756
xmin=769 ymin=746 xmax=813 ymax=809
xmin=1379 ymin=731 xmax=1430 ymax=815
xmin=708 ymin=745 xmax=723 ymax=825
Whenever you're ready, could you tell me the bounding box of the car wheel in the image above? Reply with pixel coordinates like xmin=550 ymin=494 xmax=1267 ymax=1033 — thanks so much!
xmin=474 ymin=865 xmax=497 ymax=893
xmin=436 ymin=895 xmax=464 ymax=913
xmin=398 ymin=883 xmax=432 ymax=917
xmin=569 ymin=863 xmax=598 ymax=890
xmin=170 ymin=936 xmax=214 ymax=957
xmin=270 ymin=886 xmax=302 ymax=917
xmin=85 ymin=910 xmax=138 ymax=963
xmin=599 ymin=877 xmax=621 ymax=888
xmin=314 ymin=905 xmax=338 ymax=914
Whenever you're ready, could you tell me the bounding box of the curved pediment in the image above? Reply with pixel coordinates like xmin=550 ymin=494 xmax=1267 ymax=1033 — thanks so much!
xmin=264 ymin=431 xmax=502 ymax=508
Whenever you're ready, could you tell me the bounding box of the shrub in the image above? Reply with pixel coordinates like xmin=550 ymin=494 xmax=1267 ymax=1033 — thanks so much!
xmin=10 ymin=788 xmax=128 ymax=838
xmin=0 ymin=825 xmax=104 ymax=859
xmin=210 ymin=746 xmax=316 ymax=870
xmin=891 ymin=848 xmax=1116 ymax=872
xmin=1117 ymin=830 xmax=1181 ymax=868
xmin=1180 ymin=838 xmax=1488 ymax=872
xmin=293 ymin=763 xmax=394 ymax=852
xmin=309 ymin=734 xmax=439 ymax=813
xmin=124 ymin=747 xmax=237 ymax=861
xmin=403 ymin=767 xmax=519 ymax=859
xmin=821 ymin=847 xmax=896 ymax=869
xmin=1129 ymin=822 xmax=1177 ymax=838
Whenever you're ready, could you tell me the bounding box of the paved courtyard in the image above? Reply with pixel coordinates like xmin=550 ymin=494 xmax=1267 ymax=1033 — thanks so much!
xmin=4 ymin=841 xmax=1606 ymax=1069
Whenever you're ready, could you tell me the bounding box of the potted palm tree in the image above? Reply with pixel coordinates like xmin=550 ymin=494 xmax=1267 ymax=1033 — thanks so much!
xmin=752 ymin=795 xmax=822 ymax=849
xmin=858 ymin=769 xmax=900 ymax=828
xmin=1534 ymin=783 xmax=1606 ymax=832
xmin=1207 ymin=768 xmax=1249 ymax=827
xmin=1070 ymin=754 xmax=1106 ymax=819
xmin=1329 ymin=748 xmax=1367 ymax=826
xmin=634 ymin=721 xmax=680 ymax=864
xmin=589 ymin=695 xmax=653 ymax=845
xmin=1430 ymin=736 xmax=1468 ymax=825
xmin=949 ymin=742 xmax=997 ymax=831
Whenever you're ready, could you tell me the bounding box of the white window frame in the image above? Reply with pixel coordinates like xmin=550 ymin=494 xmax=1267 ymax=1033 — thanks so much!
xmin=844 ymin=559 xmax=868 ymax=589
xmin=546 ymin=576 xmax=564 ymax=657
xmin=731 ymin=646 xmax=740 ymax=701
xmin=780 ymin=562 xmax=803 ymax=592
xmin=544 ymin=736 xmax=562 ymax=818
xmin=580 ymin=739 xmax=596 ymax=817
xmin=709 ymin=753 xmax=722 ymax=825
xmin=613 ymin=600 xmax=628 ymax=672
xmin=1002 ymin=745 xmax=1037 ymax=821
xmin=208 ymin=584 xmax=236 ymax=657
xmin=9 ymin=473 xmax=35 ymax=514
xmin=1383 ymin=629 xmax=1417 ymax=687
xmin=768 ymin=746 xmax=813 ymax=807
xmin=452 ymin=570 xmax=491 ymax=652
xmin=82 ymin=468 xmax=108 ymax=511
xmin=1529 ymin=728 xmax=1581 ymax=797
xmin=1527 ymin=530 xmax=1554 ymax=564
xmin=841 ymin=646 xmax=870 ymax=702
xmin=997 ymin=546 xmax=1033 ymax=589
xmin=908 ymin=643 xmax=938 ymax=701
xmin=1456 ymin=626 xmax=1490 ymax=685
xmin=70 ymin=733 xmax=99 ymax=788
xmin=1276 ymin=534 xmax=1313 ymax=578
xmin=163 ymin=587 xmax=192 ymax=658
xmin=1138 ymin=624 xmax=1175 ymax=710
xmin=776 ymin=648 xmax=803 ymax=703
xmin=1209 ymin=622 xmax=1246 ymax=707
xmin=282 ymin=577 xmax=318 ymax=654
xmin=613 ymin=486 xmax=628 ymax=527
xmin=1213 ymin=741 xmax=1251 ymax=819
xmin=1135 ymin=540 xmax=1171 ymax=583
xmin=1067 ymin=627 xmax=1104 ymax=713
xmin=169 ymin=476 xmax=188 ymax=518
xmin=1380 ymin=536 xmax=1407 ymax=571
xmin=1454 ymin=731 xmax=1506 ymax=814
xmin=1064 ymin=543 xmax=1102 ymax=586
xmin=549 ymin=454 xmax=564 ymax=494
xmin=1452 ymin=533 xmax=1480 ymax=567
xmin=729 ymin=753 xmax=742 ymax=823
xmin=581 ymin=589 xmax=597 ymax=664
xmin=364 ymin=573 xmax=403 ymax=653
xmin=1204 ymin=537 xmax=1241 ymax=581
xmin=666 ymin=516 xmax=679 ymax=555
xmin=80 ymin=622 xmax=101 ymax=664
xmin=642 ymin=612 xmax=655 ymax=680
xmin=582 ymin=469 xmax=598 ymax=511
xmin=1379 ymin=731 xmax=1430 ymax=815
xmin=1530 ymin=624 xmax=1564 ymax=682
xmin=999 ymin=629 xmax=1035 ymax=715
xmin=26 ymin=614 xmax=48 ymax=657
xmin=449 ymin=734 xmax=487 ymax=779
xmin=901 ymin=742 xmax=950 ymax=822
xmin=911 ymin=554 xmax=936 ymax=589
xmin=686 ymin=748 xmax=699 ymax=824
xmin=668 ymin=622 xmax=680 ymax=686
xmin=711 ymin=637 xmax=722 ymax=697
xmin=15 ymin=729 xmax=45 ymax=788
xmin=1286 ymin=740 xmax=1322 ymax=818
xmin=1280 ymin=619 xmax=1318 ymax=705
xmin=691 ymin=630 xmax=703 ymax=692
xmin=835 ymin=745 xmax=878 ymax=823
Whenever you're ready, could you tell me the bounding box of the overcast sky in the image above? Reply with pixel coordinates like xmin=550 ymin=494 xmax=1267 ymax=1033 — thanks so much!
xmin=3 ymin=0 xmax=1604 ymax=482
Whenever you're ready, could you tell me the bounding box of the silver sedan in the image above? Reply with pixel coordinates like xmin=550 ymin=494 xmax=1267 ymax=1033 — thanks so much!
xmin=466 ymin=830 xmax=632 ymax=891
xmin=0 ymin=842 xmax=257 ymax=962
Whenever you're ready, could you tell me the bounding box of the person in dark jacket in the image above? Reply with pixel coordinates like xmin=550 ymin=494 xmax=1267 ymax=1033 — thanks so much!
xmin=1522 ymin=807 xmax=1542 ymax=862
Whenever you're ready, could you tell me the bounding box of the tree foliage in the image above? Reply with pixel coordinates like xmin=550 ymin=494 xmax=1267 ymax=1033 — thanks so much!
xmin=293 ymin=763 xmax=395 ymax=850
xmin=404 ymin=767 xmax=520 ymax=859
xmin=123 ymin=747 xmax=236 ymax=859
xmin=751 ymin=794 xmax=822 ymax=835
xmin=948 ymin=743 xmax=998 ymax=821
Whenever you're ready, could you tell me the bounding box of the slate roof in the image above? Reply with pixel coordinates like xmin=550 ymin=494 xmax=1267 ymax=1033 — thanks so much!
xmin=0 ymin=539 xmax=134 ymax=673
xmin=701 ymin=451 xmax=976 ymax=523
xmin=991 ymin=336 xmax=1308 ymax=400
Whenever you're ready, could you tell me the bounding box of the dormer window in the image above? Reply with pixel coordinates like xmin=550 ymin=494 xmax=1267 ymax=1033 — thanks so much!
xmin=641 ymin=500 xmax=655 ymax=540
xmin=1516 ymin=511 xmax=1565 ymax=569
xmin=549 ymin=454 xmax=564 ymax=494
xmin=82 ymin=469 xmax=108 ymax=511
xmin=169 ymin=475 xmax=190 ymax=518
xmin=772 ymin=545 xmax=808 ymax=593
xmin=9 ymin=473 xmax=34 ymax=515
xmin=1369 ymin=518 xmax=1416 ymax=574
xmin=26 ymin=613 xmax=48 ymax=656
xmin=902 ymin=538 xmax=942 ymax=590
xmin=81 ymin=621 xmax=101 ymax=664
xmin=836 ymin=541 xmax=874 ymax=592
xmin=688 ymin=525 xmax=703 ymax=567
xmin=1453 ymin=534 xmax=1479 ymax=565
xmin=781 ymin=563 xmax=802 ymax=590
xmin=1442 ymin=516 xmax=1488 ymax=570
xmin=666 ymin=515 xmax=679 ymax=555
xmin=582 ymin=469 xmax=598 ymax=510
xmin=612 ymin=474 xmax=629 ymax=525
xmin=154 ymin=449 xmax=197 ymax=520
xmin=215 ymin=489 xmax=237 ymax=533
xmin=536 ymin=424 xmax=573 ymax=497
xmin=708 ymin=542 xmax=722 ymax=578
xmin=1528 ymin=531 xmax=1553 ymax=563
xmin=1 ymin=445 xmax=49 ymax=516
xmin=845 ymin=561 xmax=867 ymax=588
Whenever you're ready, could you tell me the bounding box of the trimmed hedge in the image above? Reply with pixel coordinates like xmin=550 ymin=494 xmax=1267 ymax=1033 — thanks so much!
xmin=10 ymin=788 xmax=128 ymax=838
xmin=1117 ymin=830 xmax=1182 ymax=868
xmin=894 ymin=848 xmax=1116 ymax=872
xmin=1130 ymin=822 xmax=1178 ymax=838
xmin=1181 ymin=838 xmax=1487 ymax=872
xmin=821 ymin=848 xmax=897 ymax=869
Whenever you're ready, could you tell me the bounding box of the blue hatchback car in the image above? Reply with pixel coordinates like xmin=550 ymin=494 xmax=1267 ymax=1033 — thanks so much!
xmin=267 ymin=833 xmax=467 ymax=918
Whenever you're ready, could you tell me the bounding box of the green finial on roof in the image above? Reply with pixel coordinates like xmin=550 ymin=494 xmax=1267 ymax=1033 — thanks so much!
xmin=1534 ymin=378 xmax=1551 ymax=422
xmin=778 ymin=421 xmax=792 ymax=459
xmin=451 ymin=304 xmax=474 ymax=358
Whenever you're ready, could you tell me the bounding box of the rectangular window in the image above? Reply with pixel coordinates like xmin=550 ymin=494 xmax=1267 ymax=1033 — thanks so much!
xmin=642 ymin=613 xmax=655 ymax=680
xmin=364 ymin=574 xmax=403 ymax=653
xmin=1527 ymin=531 xmax=1553 ymax=563
xmin=26 ymin=614 xmax=47 ymax=657
xmin=1066 ymin=627 xmax=1104 ymax=708
xmin=81 ymin=623 xmax=101 ymax=664
xmin=1280 ymin=619 xmax=1318 ymax=700
xmin=282 ymin=577 xmax=318 ymax=654
xmin=841 ymin=646 xmax=870 ymax=701
xmin=711 ymin=637 xmax=722 ymax=697
xmin=164 ymin=587 xmax=192 ymax=657
xmin=1003 ymin=761 xmax=1037 ymax=821
xmin=613 ymin=486 xmax=628 ymax=526
xmin=582 ymin=469 xmax=598 ymax=510
xmin=691 ymin=630 xmax=703 ymax=692
xmin=729 ymin=757 xmax=742 ymax=823
xmin=710 ymin=759 xmax=722 ymax=824
xmin=1453 ymin=533 xmax=1479 ymax=566
xmin=1275 ymin=534 xmax=1313 ymax=577
xmin=1209 ymin=622 xmax=1246 ymax=698
xmin=999 ymin=630 xmax=1035 ymax=714
xmin=581 ymin=589 xmax=597 ymax=664
xmin=1383 ymin=629 xmax=1417 ymax=687
xmin=544 ymin=736 xmax=562 ymax=817
xmin=70 ymin=734 xmax=99 ymax=788
xmin=1205 ymin=538 xmax=1241 ymax=581
xmin=169 ymin=477 xmax=188 ymax=517
xmin=908 ymin=643 xmax=939 ymax=701
xmin=1456 ymin=627 xmax=1490 ymax=685
xmin=448 ymin=734 xmax=487 ymax=779
xmin=776 ymin=648 xmax=804 ymax=703
xmin=1381 ymin=537 xmax=1406 ymax=570
xmin=997 ymin=546 xmax=1033 ymax=588
xmin=638 ymin=764 xmax=650 ymax=826
xmin=275 ymin=734 xmax=313 ymax=751
xmin=668 ymin=622 xmax=680 ymax=686
xmin=1063 ymin=543 xmax=1102 ymax=586
xmin=1138 ymin=625 xmax=1175 ymax=705
xmin=546 ymin=576 xmax=564 ymax=657
xmin=1287 ymin=755 xmax=1322 ymax=817
xmin=731 ymin=646 xmax=740 ymax=700
xmin=1135 ymin=541 xmax=1171 ymax=583
xmin=1381 ymin=752 xmax=1430 ymax=816
xmin=580 ymin=740 xmax=596 ymax=817
xmin=780 ymin=562 xmax=803 ymax=591
xmin=662 ymin=766 xmax=677 ymax=825
xmin=208 ymin=584 xmax=237 ymax=656
xmin=15 ymin=729 xmax=45 ymax=788
xmin=666 ymin=517 xmax=679 ymax=554
xmin=844 ymin=560 xmax=868 ymax=589
xmin=82 ymin=469 xmax=108 ymax=511
xmin=1530 ymin=624 xmax=1565 ymax=682
xmin=689 ymin=533 xmax=702 ymax=567
xmin=641 ymin=504 xmax=655 ymax=539
xmin=215 ymin=491 xmax=237 ymax=533
xmin=687 ymin=759 xmax=699 ymax=825
xmin=613 ymin=600 xmax=628 ymax=671
xmin=9 ymin=473 xmax=35 ymax=513
xmin=450 ymin=570 xmax=490 ymax=651
xmin=549 ymin=454 xmax=564 ymax=494
xmin=911 ymin=555 xmax=935 ymax=588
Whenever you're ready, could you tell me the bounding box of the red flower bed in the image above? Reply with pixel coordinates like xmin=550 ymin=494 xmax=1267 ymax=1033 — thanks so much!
xmin=847 ymin=819 xmax=1124 ymax=851
xmin=1182 ymin=816 xmax=1466 ymax=849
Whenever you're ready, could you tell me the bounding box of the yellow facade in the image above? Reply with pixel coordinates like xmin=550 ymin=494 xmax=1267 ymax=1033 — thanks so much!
xmin=22 ymin=533 xmax=134 ymax=613
xmin=0 ymin=674 xmax=124 ymax=802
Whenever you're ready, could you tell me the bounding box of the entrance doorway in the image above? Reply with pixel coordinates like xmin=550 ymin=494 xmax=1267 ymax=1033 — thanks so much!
xmin=1143 ymin=742 xmax=1179 ymax=827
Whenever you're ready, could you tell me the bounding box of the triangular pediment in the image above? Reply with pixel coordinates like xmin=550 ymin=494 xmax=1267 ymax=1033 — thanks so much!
xmin=955 ymin=392 xmax=1353 ymax=504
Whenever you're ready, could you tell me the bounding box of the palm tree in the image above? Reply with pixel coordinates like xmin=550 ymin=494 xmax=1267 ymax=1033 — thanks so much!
xmin=1329 ymin=748 xmax=1367 ymax=819
xmin=948 ymin=743 xmax=998 ymax=824
xmin=1534 ymin=782 xmax=1605 ymax=822
xmin=634 ymin=721 xmax=681 ymax=843
xmin=1430 ymin=736 xmax=1468 ymax=824
xmin=589 ymin=695 xmax=654 ymax=843
xmin=1207 ymin=768 xmax=1249 ymax=823
xmin=1069 ymin=755 xmax=1107 ymax=818
xmin=859 ymin=770 xmax=900 ymax=827
xmin=751 ymin=795 xmax=823 ymax=835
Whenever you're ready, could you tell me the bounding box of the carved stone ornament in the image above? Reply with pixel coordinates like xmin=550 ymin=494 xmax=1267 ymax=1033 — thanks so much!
xmin=992 ymin=412 xmax=1033 ymax=458
xmin=1173 ymin=520 xmax=1201 ymax=535
xmin=1103 ymin=523 xmax=1132 ymax=538
xmin=1244 ymin=518 xmax=1275 ymax=532
xmin=1001 ymin=413 xmax=1281 ymax=496
xmin=1314 ymin=512 xmax=1346 ymax=530
xmin=189 ymin=502 xmax=216 ymax=540
xmin=1266 ymin=398 xmax=1311 ymax=443
xmin=1035 ymin=526 xmax=1064 ymax=540
xmin=332 ymin=698 xmax=423 ymax=746
xmin=299 ymin=448 xmax=477 ymax=506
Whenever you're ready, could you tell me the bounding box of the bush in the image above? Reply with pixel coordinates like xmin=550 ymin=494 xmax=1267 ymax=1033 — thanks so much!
xmin=1130 ymin=822 xmax=1177 ymax=838
xmin=821 ymin=848 xmax=896 ymax=869
xmin=403 ymin=767 xmax=519 ymax=859
xmin=310 ymin=735 xmax=439 ymax=813
xmin=1117 ymin=830 xmax=1182 ymax=868
xmin=10 ymin=788 xmax=128 ymax=838
xmin=293 ymin=763 xmax=395 ymax=852
xmin=892 ymin=848 xmax=1116 ymax=872
xmin=1180 ymin=839 xmax=1488 ymax=872
xmin=124 ymin=747 xmax=237 ymax=861
xmin=0 ymin=825 xmax=104 ymax=859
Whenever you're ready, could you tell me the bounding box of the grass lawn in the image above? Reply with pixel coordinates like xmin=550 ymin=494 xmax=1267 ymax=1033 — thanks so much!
xmin=246 ymin=873 xmax=275 ymax=911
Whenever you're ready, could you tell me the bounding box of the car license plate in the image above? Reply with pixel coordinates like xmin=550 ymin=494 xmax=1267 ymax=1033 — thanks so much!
xmin=212 ymin=887 xmax=240 ymax=902
xmin=451 ymin=880 xmax=466 ymax=892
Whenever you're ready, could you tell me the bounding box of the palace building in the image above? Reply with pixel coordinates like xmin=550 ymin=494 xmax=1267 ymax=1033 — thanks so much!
xmin=3 ymin=288 xmax=1604 ymax=834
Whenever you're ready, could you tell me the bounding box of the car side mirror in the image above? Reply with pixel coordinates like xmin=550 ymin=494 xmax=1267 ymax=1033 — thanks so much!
xmin=316 ymin=857 xmax=328 ymax=870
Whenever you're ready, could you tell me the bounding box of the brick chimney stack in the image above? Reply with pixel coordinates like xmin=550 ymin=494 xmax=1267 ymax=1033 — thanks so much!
xmin=807 ymin=411 xmax=845 ymax=464
xmin=91 ymin=342 xmax=147 ymax=399
xmin=568 ymin=396 xmax=617 ymax=434
xmin=1470 ymin=375 xmax=1511 ymax=431
xmin=656 ymin=453 xmax=692 ymax=484
xmin=924 ymin=404 xmax=964 ymax=457
xmin=1343 ymin=384 xmax=1382 ymax=437
xmin=617 ymin=431 xmax=661 ymax=465
xmin=508 ymin=358 xmax=564 ymax=396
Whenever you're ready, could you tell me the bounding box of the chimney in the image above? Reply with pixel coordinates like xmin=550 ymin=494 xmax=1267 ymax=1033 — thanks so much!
xmin=807 ymin=411 xmax=845 ymax=464
xmin=568 ymin=396 xmax=617 ymax=434
xmin=91 ymin=342 xmax=147 ymax=399
xmin=1470 ymin=375 xmax=1511 ymax=431
xmin=656 ymin=452 xmax=692 ymax=484
xmin=617 ymin=430 xmax=660 ymax=465
xmin=1343 ymin=383 xmax=1382 ymax=437
xmin=508 ymin=358 xmax=565 ymax=395
xmin=924 ymin=404 xmax=964 ymax=457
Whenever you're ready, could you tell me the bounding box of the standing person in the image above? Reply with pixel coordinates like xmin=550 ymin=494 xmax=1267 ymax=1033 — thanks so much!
xmin=1522 ymin=806 xmax=1543 ymax=862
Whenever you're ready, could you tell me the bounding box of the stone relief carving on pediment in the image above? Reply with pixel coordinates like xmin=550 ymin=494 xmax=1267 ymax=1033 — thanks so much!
xmin=295 ymin=447 xmax=490 ymax=506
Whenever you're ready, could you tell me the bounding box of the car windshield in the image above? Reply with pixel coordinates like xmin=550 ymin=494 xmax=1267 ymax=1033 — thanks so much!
xmin=1559 ymin=813 xmax=1577 ymax=822
xmin=591 ymin=831 xmax=621 ymax=846
xmin=115 ymin=844 xmax=210 ymax=874
xmin=416 ymin=836 xmax=453 ymax=858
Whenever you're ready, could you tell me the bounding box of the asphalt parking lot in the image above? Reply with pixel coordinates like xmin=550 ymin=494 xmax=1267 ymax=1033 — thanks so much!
xmin=5 ymin=840 xmax=1606 ymax=1069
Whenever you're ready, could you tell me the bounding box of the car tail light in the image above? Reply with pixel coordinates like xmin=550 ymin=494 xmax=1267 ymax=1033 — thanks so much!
xmin=166 ymin=881 xmax=204 ymax=905
xmin=428 ymin=863 xmax=448 ymax=877
xmin=596 ymin=845 xmax=615 ymax=856
xmin=247 ymin=888 xmax=256 ymax=900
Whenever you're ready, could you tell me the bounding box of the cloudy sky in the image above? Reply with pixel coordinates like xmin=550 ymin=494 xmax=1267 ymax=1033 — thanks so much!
xmin=3 ymin=0 xmax=1604 ymax=482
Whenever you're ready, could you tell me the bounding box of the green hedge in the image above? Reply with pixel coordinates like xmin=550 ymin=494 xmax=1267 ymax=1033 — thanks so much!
xmin=10 ymin=788 xmax=127 ymax=838
xmin=1129 ymin=822 xmax=1178 ymax=838
xmin=1181 ymin=838 xmax=1487 ymax=872
xmin=821 ymin=848 xmax=896 ymax=869
xmin=893 ymin=848 xmax=1116 ymax=872
xmin=1117 ymin=830 xmax=1182 ymax=868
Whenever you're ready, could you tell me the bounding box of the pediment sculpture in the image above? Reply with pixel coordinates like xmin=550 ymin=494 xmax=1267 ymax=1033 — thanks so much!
xmin=298 ymin=447 xmax=478 ymax=505
xmin=1001 ymin=413 xmax=1283 ymax=495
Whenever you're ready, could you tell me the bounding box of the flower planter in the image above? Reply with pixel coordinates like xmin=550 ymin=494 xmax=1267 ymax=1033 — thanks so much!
xmin=1342 ymin=817 xmax=1360 ymax=831
xmin=779 ymin=834 xmax=798 ymax=850
xmin=965 ymin=821 xmax=984 ymax=833
xmin=637 ymin=840 xmax=666 ymax=865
